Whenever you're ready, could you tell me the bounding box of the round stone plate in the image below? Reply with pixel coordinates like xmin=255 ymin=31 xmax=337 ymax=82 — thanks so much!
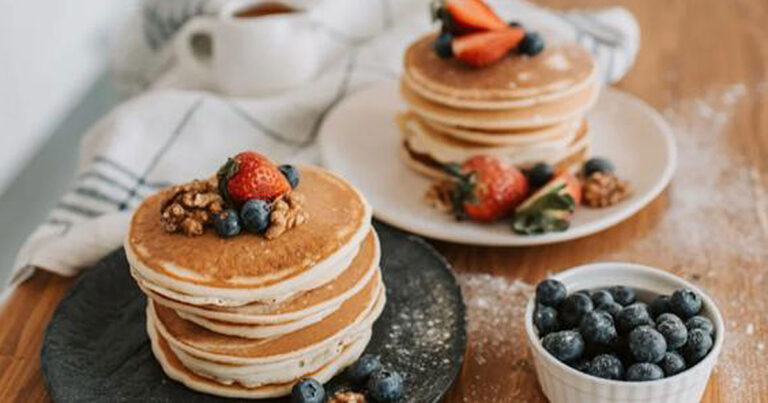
xmin=42 ymin=222 xmax=466 ymax=402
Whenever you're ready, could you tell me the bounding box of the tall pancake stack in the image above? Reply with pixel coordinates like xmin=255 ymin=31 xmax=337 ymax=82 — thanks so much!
xmin=126 ymin=166 xmax=384 ymax=399
xmin=399 ymin=33 xmax=598 ymax=179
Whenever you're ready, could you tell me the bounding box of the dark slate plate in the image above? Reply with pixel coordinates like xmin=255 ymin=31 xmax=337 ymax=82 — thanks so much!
xmin=42 ymin=222 xmax=466 ymax=402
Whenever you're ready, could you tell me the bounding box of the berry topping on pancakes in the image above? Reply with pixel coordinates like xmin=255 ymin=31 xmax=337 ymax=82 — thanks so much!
xmin=430 ymin=0 xmax=545 ymax=66
xmin=440 ymin=0 xmax=507 ymax=33
xmin=217 ymin=151 xmax=290 ymax=207
xmin=453 ymin=28 xmax=525 ymax=67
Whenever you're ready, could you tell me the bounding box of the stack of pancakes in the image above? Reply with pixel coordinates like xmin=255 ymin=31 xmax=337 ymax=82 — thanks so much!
xmin=399 ymin=33 xmax=598 ymax=179
xmin=126 ymin=166 xmax=384 ymax=399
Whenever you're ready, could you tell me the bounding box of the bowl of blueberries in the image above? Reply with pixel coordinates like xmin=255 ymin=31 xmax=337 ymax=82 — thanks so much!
xmin=525 ymin=262 xmax=724 ymax=403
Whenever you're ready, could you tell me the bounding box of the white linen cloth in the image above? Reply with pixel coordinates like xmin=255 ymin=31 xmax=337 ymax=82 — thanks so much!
xmin=9 ymin=0 xmax=639 ymax=287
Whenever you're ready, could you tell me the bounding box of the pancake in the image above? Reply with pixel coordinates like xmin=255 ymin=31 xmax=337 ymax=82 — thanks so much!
xmin=401 ymin=78 xmax=598 ymax=130
xmin=404 ymin=33 xmax=596 ymax=107
xmin=400 ymin=113 xmax=590 ymax=175
xmin=400 ymin=113 xmax=586 ymax=165
xmin=173 ymin=271 xmax=382 ymax=339
xmin=126 ymin=166 xmax=372 ymax=306
xmin=152 ymin=272 xmax=384 ymax=365
xmin=142 ymin=230 xmax=381 ymax=326
xmin=148 ymin=316 xmax=371 ymax=399
xmin=420 ymin=117 xmax=581 ymax=146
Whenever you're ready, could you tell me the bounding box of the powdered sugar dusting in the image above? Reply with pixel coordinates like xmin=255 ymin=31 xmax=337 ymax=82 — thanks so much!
xmin=457 ymin=273 xmax=541 ymax=402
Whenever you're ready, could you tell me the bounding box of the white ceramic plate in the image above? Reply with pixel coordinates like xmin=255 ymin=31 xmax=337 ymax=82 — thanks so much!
xmin=319 ymin=81 xmax=676 ymax=246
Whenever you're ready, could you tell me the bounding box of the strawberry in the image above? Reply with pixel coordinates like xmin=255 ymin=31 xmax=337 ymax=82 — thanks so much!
xmin=453 ymin=27 xmax=525 ymax=67
xmin=217 ymin=151 xmax=290 ymax=207
xmin=511 ymin=173 xmax=581 ymax=235
xmin=443 ymin=0 xmax=508 ymax=33
xmin=444 ymin=155 xmax=529 ymax=222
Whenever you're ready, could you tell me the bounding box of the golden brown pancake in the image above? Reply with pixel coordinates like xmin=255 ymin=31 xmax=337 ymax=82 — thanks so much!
xmin=143 ymin=230 xmax=380 ymax=325
xmin=401 ymin=78 xmax=598 ymax=130
xmin=126 ymin=167 xmax=370 ymax=291
xmin=404 ymin=33 xmax=596 ymax=105
xmin=153 ymin=273 xmax=381 ymax=360
xmin=400 ymin=119 xmax=591 ymax=180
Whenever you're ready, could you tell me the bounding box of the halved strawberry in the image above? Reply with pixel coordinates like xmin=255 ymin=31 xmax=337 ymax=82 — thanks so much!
xmin=444 ymin=0 xmax=508 ymax=33
xmin=511 ymin=173 xmax=580 ymax=234
xmin=444 ymin=155 xmax=529 ymax=222
xmin=452 ymin=27 xmax=525 ymax=67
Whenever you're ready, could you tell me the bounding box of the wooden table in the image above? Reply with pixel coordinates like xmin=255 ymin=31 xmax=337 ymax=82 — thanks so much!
xmin=2 ymin=0 xmax=767 ymax=401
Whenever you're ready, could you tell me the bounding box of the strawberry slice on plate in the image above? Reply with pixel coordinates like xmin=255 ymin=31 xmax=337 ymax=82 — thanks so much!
xmin=445 ymin=155 xmax=530 ymax=222
xmin=444 ymin=0 xmax=508 ymax=32
xmin=452 ymin=27 xmax=525 ymax=67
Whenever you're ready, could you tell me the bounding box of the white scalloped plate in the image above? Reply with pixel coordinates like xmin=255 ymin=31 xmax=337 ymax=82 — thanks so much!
xmin=319 ymin=81 xmax=676 ymax=246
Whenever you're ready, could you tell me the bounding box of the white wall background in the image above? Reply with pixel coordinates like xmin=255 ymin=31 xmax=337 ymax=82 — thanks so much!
xmin=0 ymin=0 xmax=137 ymax=195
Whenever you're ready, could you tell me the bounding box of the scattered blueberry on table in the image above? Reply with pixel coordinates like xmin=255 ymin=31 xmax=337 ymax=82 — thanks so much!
xmin=533 ymin=278 xmax=716 ymax=382
xmin=345 ymin=353 xmax=382 ymax=384
xmin=367 ymin=368 xmax=405 ymax=402
xmin=291 ymin=378 xmax=325 ymax=403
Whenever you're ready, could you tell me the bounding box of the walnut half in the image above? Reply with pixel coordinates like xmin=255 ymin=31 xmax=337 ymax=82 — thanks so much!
xmin=265 ymin=192 xmax=309 ymax=239
xmin=582 ymin=172 xmax=631 ymax=208
xmin=160 ymin=178 xmax=224 ymax=236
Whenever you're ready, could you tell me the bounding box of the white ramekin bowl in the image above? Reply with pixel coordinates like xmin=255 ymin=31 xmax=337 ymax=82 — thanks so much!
xmin=525 ymin=262 xmax=725 ymax=403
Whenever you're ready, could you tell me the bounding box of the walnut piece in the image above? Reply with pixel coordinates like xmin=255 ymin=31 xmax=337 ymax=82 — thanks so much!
xmin=160 ymin=178 xmax=224 ymax=236
xmin=265 ymin=191 xmax=308 ymax=239
xmin=582 ymin=172 xmax=631 ymax=208
xmin=424 ymin=179 xmax=455 ymax=213
xmin=328 ymin=391 xmax=366 ymax=403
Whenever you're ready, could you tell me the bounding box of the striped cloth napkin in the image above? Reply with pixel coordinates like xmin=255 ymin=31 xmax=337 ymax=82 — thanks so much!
xmin=8 ymin=0 xmax=639 ymax=287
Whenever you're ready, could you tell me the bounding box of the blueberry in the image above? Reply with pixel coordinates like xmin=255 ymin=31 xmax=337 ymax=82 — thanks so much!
xmin=588 ymin=354 xmax=624 ymax=380
xmin=367 ymin=369 xmax=404 ymax=402
xmin=670 ymin=288 xmax=702 ymax=319
xmin=684 ymin=328 xmax=713 ymax=364
xmin=660 ymin=351 xmax=686 ymax=376
xmin=591 ymin=290 xmax=614 ymax=307
xmin=575 ymin=289 xmax=591 ymax=297
xmin=535 ymin=279 xmax=567 ymax=307
xmin=686 ymin=315 xmax=714 ymax=336
xmin=560 ymin=293 xmax=594 ymax=328
xmin=570 ymin=359 xmax=591 ymax=373
xmin=649 ymin=295 xmax=671 ymax=318
xmin=518 ymin=31 xmax=545 ymax=56
xmin=617 ymin=303 xmax=653 ymax=333
xmin=598 ymin=301 xmax=623 ymax=320
xmin=212 ymin=209 xmax=241 ymax=237
xmin=626 ymin=363 xmax=664 ymax=381
xmin=579 ymin=310 xmax=617 ymax=345
xmin=525 ymin=162 xmax=553 ymax=188
xmin=433 ymin=32 xmax=454 ymax=58
xmin=279 ymin=164 xmax=300 ymax=189
xmin=656 ymin=317 xmax=688 ymax=350
xmin=629 ymin=325 xmax=667 ymax=363
xmin=656 ymin=313 xmax=683 ymax=326
xmin=291 ymin=378 xmax=325 ymax=403
xmin=608 ymin=286 xmax=635 ymax=306
xmin=345 ymin=354 xmax=381 ymax=384
xmin=240 ymin=199 xmax=271 ymax=233
xmin=583 ymin=157 xmax=616 ymax=178
xmin=533 ymin=304 xmax=560 ymax=336
xmin=542 ymin=330 xmax=585 ymax=362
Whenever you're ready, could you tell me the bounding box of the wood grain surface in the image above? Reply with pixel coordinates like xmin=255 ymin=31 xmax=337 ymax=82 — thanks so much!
xmin=1 ymin=0 xmax=767 ymax=402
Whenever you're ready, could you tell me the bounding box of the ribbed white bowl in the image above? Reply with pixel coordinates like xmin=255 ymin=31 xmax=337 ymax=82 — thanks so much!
xmin=525 ymin=262 xmax=725 ymax=403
